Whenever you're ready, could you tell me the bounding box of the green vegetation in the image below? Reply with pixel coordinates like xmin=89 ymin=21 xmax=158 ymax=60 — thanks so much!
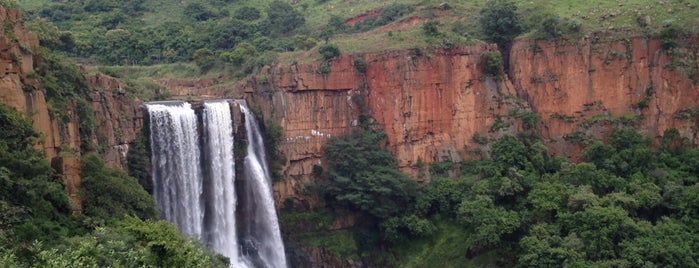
xmin=322 ymin=129 xmax=418 ymax=219
xmin=19 ymin=0 xmax=698 ymax=73
xmin=479 ymin=0 xmax=522 ymax=49
xmin=479 ymin=50 xmax=503 ymax=77
xmin=0 ymin=105 xmax=225 ymax=267
xmin=307 ymin=125 xmax=699 ymax=267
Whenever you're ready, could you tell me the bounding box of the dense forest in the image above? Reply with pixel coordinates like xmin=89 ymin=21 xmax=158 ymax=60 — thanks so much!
xmin=287 ymin=125 xmax=699 ymax=266
xmin=1 ymin=0 xmax=699 ymax=266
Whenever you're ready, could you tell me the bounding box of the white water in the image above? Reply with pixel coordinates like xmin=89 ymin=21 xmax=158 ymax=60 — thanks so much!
xmin=147 ymin=100 xmax=287 ymax=268
xmin=202 ymin=101 xmax=245 ymax=267
xmin=147 ymin=102 xmax=203 ymax=237
xmin=239 ymin=103 xmax=288 ymax=268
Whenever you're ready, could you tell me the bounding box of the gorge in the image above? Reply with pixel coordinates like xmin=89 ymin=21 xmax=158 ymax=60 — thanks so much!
xmin=1 ymin=1 xmax=699 ymax=265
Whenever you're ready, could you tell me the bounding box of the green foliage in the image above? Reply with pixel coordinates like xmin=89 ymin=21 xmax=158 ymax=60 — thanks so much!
xmin=0 ymin=0 xmax=18 ymax=8
xmin=318 ymin=44 xmax=341 ymax=61
xmin=31 ymin=217 xmax=227 ymax=267
xmin=183 ymin=3 xmax=216 ymax=21
xmin=422 ymin=20 xmax=441 ymax=37
xmin=353 ymin=57 xmax=366 ymax=73
xmin=266 ymin=0 xmax=305 ymax=35
xmin=479 ymin=50 xmax=502 ymax=77
xmin=458 ymin=195 xmax=521 ymax=248
xmin=193 ymin=48 xmax=216 ymax=72
xmin=292 ymin=34 xmax=318 ymax=51
xmin=381 ymin=128 xmax=699 ymax=266
xmin=127 ymin=128 xmax=151 ymax=193
xmin=262 ymin=118 xmax=286 ymax=182
xmin=479 ymin=0 xmax=522 ymax=48
xmin=660 ymin=22 xmax=682 ymax=50
xmin=351 ymin=3 xmax=414 ymax=33
xmin=80 ymin=154 xmax=159 ymax=220
xmin=520 ymin=111 xmax=540 ymax=129
xmin=234 ymin=6 xmax=261 ymax=21
xmin=429 ymin=161 xmax=452 ymax=177
xmin=38 ymin=49 xmax=89 ymax=121
xmin=322 ymin=129 xmax=418 ymax=219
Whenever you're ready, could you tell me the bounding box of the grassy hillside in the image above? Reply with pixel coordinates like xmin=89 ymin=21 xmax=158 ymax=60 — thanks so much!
xmin=19 ymin=0 xmax=699 ymax=67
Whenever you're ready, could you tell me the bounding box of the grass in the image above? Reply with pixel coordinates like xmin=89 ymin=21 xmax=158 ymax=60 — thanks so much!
xmin=95 ymin=63 xmax=202 ymax=79
xmin=17 ymin=0 xmax=699 ymax=79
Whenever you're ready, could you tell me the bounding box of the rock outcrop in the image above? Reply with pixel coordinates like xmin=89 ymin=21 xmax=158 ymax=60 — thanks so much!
xmin=85 ymin=72 xmax=144 ymax=169
xmin=0 ymin=6 xmax=144 ymax=213
xmin=234 ymin=37 xmax=699 ymax=209
xmin=510 ymin=37 xmax=699 ymax=158
xmin=241 ymin=44 xmax=523 ymax=208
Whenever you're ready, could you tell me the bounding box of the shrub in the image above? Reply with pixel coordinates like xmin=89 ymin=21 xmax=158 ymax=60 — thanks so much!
xmin=480 ymin=50 xmax=503 ymax=76
xmin=318 ymin=61 xmax=331 ymax=74
xmin=318 ymin=44 xmax=341 ymax=60
xmin=353 ymin=57 xmax=366 ymax=73
xmin=422 ymin=20 xmax=441 ymax=37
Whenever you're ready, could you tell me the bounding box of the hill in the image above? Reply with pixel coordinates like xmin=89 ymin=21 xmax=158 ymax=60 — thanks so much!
xmin=18 ymin=0 xmax=699 ymax=68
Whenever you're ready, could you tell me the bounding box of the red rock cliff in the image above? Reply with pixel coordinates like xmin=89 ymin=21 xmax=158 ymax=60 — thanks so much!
xmin=0 ymin=6 xmax=143 ymax=212
xmin=241 ymin=44 xmax=522 ymax=207
xmin=510 ymin=37 xmax=699 ymax=157
xmin=236 ymin=37 xmax=699 ymax=208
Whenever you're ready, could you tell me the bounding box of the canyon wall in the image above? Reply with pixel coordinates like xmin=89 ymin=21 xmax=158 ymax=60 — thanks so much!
xmin=240 ymin=44 xmax=525 ymax=210
xmin=510 ymin=37 xmax=699 ymax=158
xmin=237 ymin=37 xmax=699 ymax=212
xmin=0 ymin=6 xmax=143 ymax=212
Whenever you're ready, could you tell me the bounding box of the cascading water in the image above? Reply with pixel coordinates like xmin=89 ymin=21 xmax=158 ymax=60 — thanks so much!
xmin=201 ymin=101 xmax=243 ymax=266
xmin=146 ymin=100 xmax=287 ymax=268
xmin=238 ymin=102 xmax=288 ymax=268
xmin=147 ymin=101 xmax=203 ymax=237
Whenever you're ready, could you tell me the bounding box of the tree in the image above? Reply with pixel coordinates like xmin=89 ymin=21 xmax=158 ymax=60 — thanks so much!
xmin=80 ymin=154 xmax=159 ymax=220
xmin=322 ymin=130 xmax=418 ymax=219
xmin=234 ymin=6 xmax=261 ymax=21
xmin=318 ymin=44 xmax=340 ymax=61
xmin=457 ymin=195 xmax=521 ymax=249
xmin=183 ymin=3 xmax=215 ymax=21
xmin=479 ymin=0 xmax=522 ymax=49
xmin=265 ymin=0 xmax=305 ymax=35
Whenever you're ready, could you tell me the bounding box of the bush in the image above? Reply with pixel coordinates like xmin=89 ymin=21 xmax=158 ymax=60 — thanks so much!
xmin=422 ymin=20 xmax=441 ymax=37
xmin=353 ymin=57 xmax=366 ymax=73
xmin=480 ymin=50 xmax=503 ymax=77
xmin=318 ymin=44 xmax=341 ymax=60
xmin=317 ymin=61 xmax=331 ymax=74
xmin=520 ymin=112 xmax=540 ymax=129
xmin=660 ymin=23 xmax=682 ymax=50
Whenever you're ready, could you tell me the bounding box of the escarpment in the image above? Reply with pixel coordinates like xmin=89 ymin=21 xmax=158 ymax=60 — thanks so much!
xmin=233 ymin=37 xmax=699 ymax=209
xmin=0 ymin=6 xmax=143 ymax=212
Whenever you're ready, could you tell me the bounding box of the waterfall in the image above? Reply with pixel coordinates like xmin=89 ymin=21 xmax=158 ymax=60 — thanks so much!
xmin=146 ymin=100 xmax=287 ymax=268
xmin=147 ymin=101 xmax=203 ymax=237
xmin=202 ymin=101 xmax=243 ymax=266
xmin=239 ymin=103 xmax=288 ymax=268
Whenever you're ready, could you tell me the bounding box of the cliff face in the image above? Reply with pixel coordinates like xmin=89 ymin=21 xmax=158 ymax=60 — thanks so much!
xmin=241 ymin=44 xmax=522 ymax=209
xmin=0 ymin=6 xmax=143 ymax=212
xmin=239 ymin=38 xmax=699 ymax=207
xmin=510 ymin=37 xmax=699 ymax=158
xmin=85 ymin=72 xmax=144 ymax=169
